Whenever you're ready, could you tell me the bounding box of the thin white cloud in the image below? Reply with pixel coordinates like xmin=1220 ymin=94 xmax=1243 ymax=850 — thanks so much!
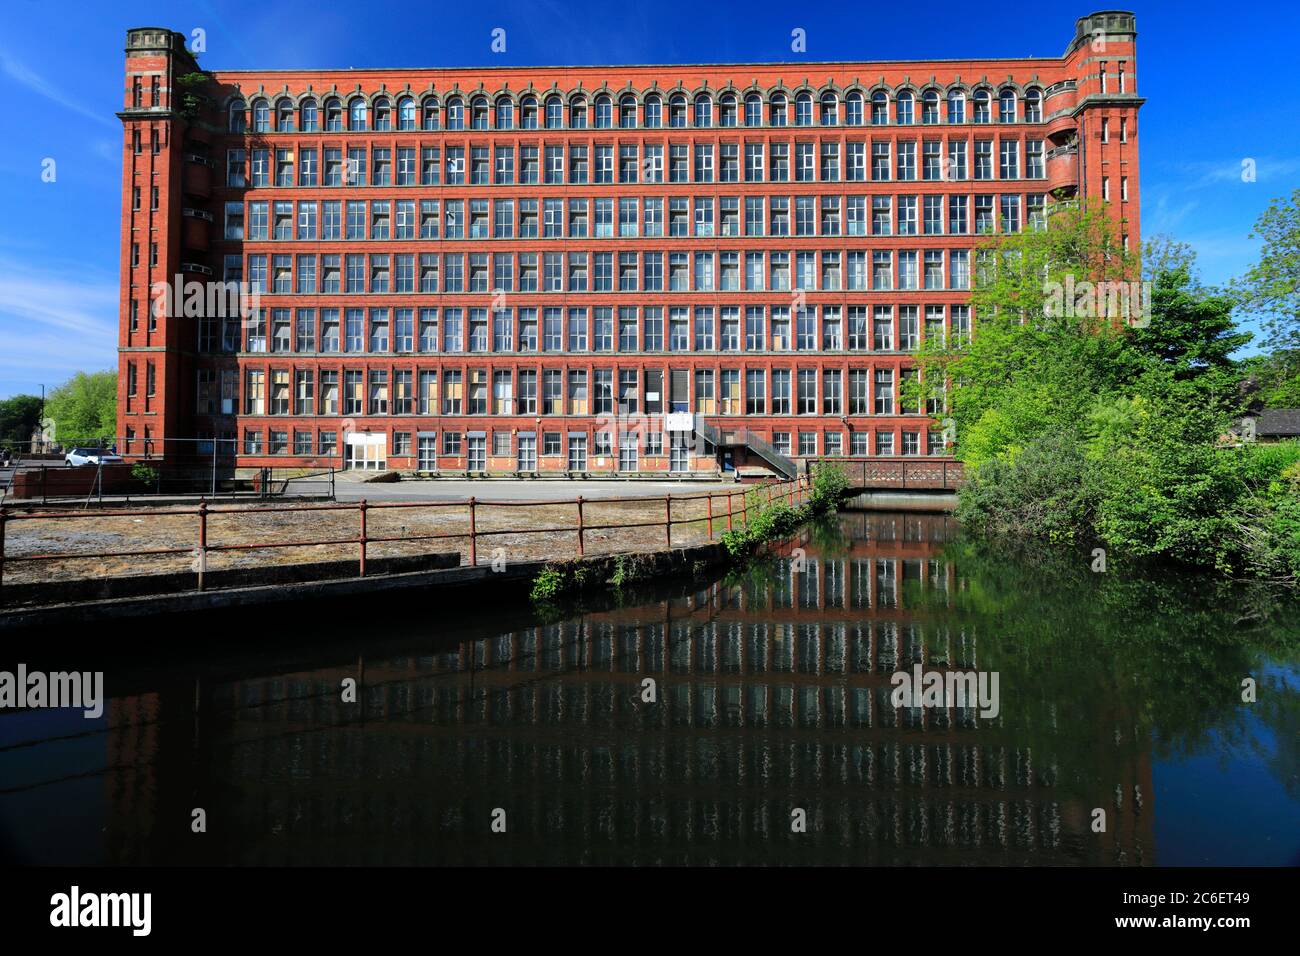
xmin=0 ymin=49 xmax=116 ymax=128
xmin=1143 ymin=189 xmax=1200 ymax=235
xmin=92 ymin=138 xmax=118 ymax=164
xmin=0 ymin=257 xmax=117 ymax=389
xmin=1171 ymin=157 xmax=1300 ymax=189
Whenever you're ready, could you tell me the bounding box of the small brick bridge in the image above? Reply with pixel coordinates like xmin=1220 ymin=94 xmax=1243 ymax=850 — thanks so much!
xmin=807 ymin=458 xmax=964 ymax=491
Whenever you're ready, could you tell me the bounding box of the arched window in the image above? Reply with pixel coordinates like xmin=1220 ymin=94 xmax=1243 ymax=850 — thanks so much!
xmin=896 ymin=90 xmax=914 ymax=125
xmin=921 ymin=90 xmax=939 ymax=124
xmin=719 ymin=93 xmax=738 ymax=127
xmin=470 ymin=96 xmax=489 ymax=129
xmin=445 ymin=97 xmax=464 ymax=130
xmin=999 ymin=87 xmax=1017 ymax=123
xmin=372 ymin=97 xmax=391 ymax=130
xmin=820 ymin=92 xmax=838 ymax=126
xmin=300 ymin=98 xmax=318 ymax=132
xmin=769 ymin=92 xmax=787 ymax=126
xmin=794 ymin=91 xmax=813 ymax=126
xmin=668 ymin=93 xmax=687 ymax=128
xmin=844 ymin=91 xmax=863 ymax=125
xmin=643 ymin=94 xmax=662 ymax=128
xmin=397 ymin=96 xmax=416 ymax=130
xmin=495 ymin=97 xmax=514 ymax=129
xmin=348 ymin=96 xmax=367 ymax=130
xmin=228 ymin=99 xmax=247 ymax=132
xmin=693 ymin=94 xmax=713 ymax=127
xmin=618 ymin=94 xmax=638 ymax=128
xmin=251 ymin=98 xmax=271 ymax=132
xmin=276 ymin=98 xmax=294 ymax=131
xmin=744 ymin=93 xmax=763 ymax=126
xmin=593 ymin=94 xmax=613 ymax=128
xmin=947 ymin=89 xmax=966 ymax=124
xmin=569 ymin=96 xmax=587 ymax=129
xmin=1024 ymin=87 xmax=1042 ymax=122
xmin=520 ymin=96 xmax=538 ymax=129
xmin=973 ymin=89 xmax=992 ymax=123
xmin=422 ymin=96 xmax=440 ymax=130
xmin=324 ymin=97 xmax=343 ymax=131
xmin=870 ymin=91 xmax=888 ymax=125
xmin=544 ymin=95 xmax=563 ymax=128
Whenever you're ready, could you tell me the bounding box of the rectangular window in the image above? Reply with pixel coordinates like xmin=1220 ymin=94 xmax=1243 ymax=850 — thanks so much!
xmin=874 ymin=369 xmax=894 ymax=414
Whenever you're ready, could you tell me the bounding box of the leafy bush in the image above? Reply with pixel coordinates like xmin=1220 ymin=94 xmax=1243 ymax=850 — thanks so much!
xmin=131 ymin=462 xmax=160 ymax=489
xmin=1237 ymin=492 xmax=1300 ymax=582
xmin=957 ymin=433 xmax=1100 ymax=542
xmin=609 ymin=553 xmax=655 ymax=588
xmin=720 ymin=470 xmax=847 ymax=559
xmin=1235 ymin=442 xmax=1300 ymax=489
xmin=1092 ymin=440 xmax=1246 ymax=572
xmin=809 ymin=464 xmax=850 ymax=512
xmin=529 ymin=565 xmax=565 ymax=603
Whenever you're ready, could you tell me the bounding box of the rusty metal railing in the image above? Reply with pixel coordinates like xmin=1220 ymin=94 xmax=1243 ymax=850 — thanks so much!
xmin=0 ymin=475 xmax=812 ymax=603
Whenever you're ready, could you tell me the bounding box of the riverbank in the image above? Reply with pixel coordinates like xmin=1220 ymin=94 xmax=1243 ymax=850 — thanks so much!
xmin=0 ymin=538 xmax=733 ymax=633
xmin=525 ymin=465 xmax=849 ymax=609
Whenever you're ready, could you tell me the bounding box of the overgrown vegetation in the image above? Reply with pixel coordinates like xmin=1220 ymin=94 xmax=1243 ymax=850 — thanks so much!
xmin=131 ymin=462 xmax=160 ymax=489
xmin=528 ymin=559 xmax=600 ymax=605
xmin=720 ymin=465 xmax=849 ymax=559
xmin=910 ymin=195 xmax=1300 ymax=583
xmin=528 ymin=466 xmax=850 ymax=608
xmin=609 ymin=553 xmax=655 ymax=588
xmin=175 ymin=71 xmax=217 ymax=121
xmin=529 ymin=565 xmax=566 ymax=603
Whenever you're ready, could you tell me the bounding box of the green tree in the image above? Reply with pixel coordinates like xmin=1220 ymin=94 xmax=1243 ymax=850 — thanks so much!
xmin=1233 ymin=188 xmax=1300 ymax=351
xmin=932 ymin=210 xmax=1300 ymax=578
xmin=1131 ymin=236 xmax=1251 ymax=382
xmin=909 ymin=200 xmax=1140 ymax=466
xmin=1242 ymin=349 xmax=1300 ymax=408
xmin=44 ymin=371 xmax=117 ymax=445
xmin=0 ymin=394 xmax=43 ymax=450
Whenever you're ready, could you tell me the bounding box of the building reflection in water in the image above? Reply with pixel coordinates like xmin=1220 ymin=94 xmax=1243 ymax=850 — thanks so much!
xmin=94 ymin=511 xmax=1153 ymax=865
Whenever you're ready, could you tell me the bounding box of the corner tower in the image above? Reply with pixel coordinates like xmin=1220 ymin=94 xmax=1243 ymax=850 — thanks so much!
xmin=117 ymin=28 xmax=208 ymax=461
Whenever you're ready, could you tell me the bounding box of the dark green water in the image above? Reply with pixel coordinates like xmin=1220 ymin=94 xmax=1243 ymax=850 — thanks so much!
xmin=1 ymin=510 xmax=1297 ymax=866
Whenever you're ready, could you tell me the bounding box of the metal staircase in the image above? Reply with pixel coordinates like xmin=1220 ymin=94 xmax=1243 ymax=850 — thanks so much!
xmin=693 ymin=416 xmax=798 ymax=479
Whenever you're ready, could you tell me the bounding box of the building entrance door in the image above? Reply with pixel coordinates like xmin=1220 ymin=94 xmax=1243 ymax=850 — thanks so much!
xmin=344 ymin=432 xmax=386 ymax=470
xmin=466 ymin=436 xmax=486 ymax=473
xmin=669 ymin=435 xmax=690 ymax=473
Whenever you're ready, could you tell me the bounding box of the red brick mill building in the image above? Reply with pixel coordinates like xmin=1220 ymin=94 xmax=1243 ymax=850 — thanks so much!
xmin=115 ymin=11 xmax=1141 ymax=478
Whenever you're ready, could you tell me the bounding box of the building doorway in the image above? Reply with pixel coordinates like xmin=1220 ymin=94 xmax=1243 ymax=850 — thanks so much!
xmin=344 ymin=432 xmax=386 ymax=471
xmin=618 ymin=433 xmax=639 ymax=472
xmin=669 ymin=434 xmax=690 ymax=473
xmin=466 ymin=436 xmax=487 ymax=473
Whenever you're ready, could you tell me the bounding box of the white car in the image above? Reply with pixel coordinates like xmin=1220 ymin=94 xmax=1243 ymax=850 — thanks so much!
xmin=64 ymin=448 xmax=124 ymax=467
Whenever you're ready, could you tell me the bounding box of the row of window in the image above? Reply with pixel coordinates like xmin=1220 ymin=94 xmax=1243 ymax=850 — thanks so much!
xmin=217 ymin=246 xmax=995 ymax=300
xmin=224 ymin=426 xmax=944 ymax=461
xmin=193 ymin=304 xmax=971 ymax=355
xmin=215 ymin=364 xmax=943 ymax=419
xmin=222 ymin=138 xmax=1049 ymax=189
xmin=222 ymin=193 xmax=1047 ymax=246
xmin=228 ymin=86 xmax=1047 ymax=134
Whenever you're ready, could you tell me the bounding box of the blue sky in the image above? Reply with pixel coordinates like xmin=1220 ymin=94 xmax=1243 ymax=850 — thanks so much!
xmin=1 ymin=0 xmax=1297 ymax=399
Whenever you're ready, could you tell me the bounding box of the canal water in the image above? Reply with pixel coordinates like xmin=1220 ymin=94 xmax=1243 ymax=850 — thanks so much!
xmin=1 ymin=510 xmax=1297 ymax=866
